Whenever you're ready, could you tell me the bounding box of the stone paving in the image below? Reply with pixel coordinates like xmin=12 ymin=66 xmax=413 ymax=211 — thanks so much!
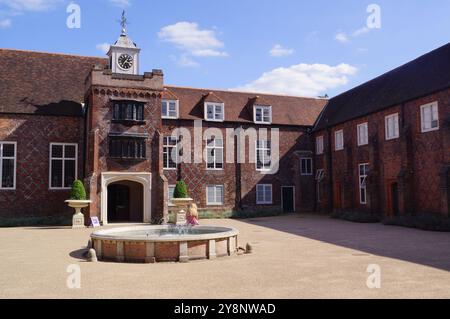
xmin=0 ymin=214 xmax=449 ymax=299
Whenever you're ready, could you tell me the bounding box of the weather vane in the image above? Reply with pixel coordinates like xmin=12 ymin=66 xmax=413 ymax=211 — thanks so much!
xmin=119 ymin=10 xmax=128 ymax=35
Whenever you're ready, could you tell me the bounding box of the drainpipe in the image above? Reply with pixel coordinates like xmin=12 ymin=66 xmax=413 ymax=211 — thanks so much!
xmin=327 ymin=128 xmax=334 ymax=213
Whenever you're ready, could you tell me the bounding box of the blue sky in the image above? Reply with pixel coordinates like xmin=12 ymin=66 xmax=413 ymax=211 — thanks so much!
xmin=1 ymin=0 xmax=450 ymax=98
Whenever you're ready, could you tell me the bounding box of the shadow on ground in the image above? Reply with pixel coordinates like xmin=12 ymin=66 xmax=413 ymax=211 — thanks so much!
xmin=240 ymin=214 xmax=450 ymax=272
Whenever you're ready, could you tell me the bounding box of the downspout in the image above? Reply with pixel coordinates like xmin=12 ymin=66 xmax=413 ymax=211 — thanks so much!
xmin=327 ymin=127 xmax=334 ymax=213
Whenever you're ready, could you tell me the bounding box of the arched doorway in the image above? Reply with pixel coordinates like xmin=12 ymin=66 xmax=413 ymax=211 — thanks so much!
xmin=107 ymin=181 xmax=143 ymax=222
xmin=101 ymin=172 xmax=152 ymax=225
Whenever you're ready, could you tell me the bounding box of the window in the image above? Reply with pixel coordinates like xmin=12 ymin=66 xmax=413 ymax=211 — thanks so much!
xmin=254 ymin=105 xmax=272 ymax=124
xmin=300 ymin=158 xmax=313 ymax=176
xmin=385 ymin=113 xmax=399 ymax=140
xmin=49 ymin=143 xmax=77 ymax=189
xmin=256 ymin=184 xmax=272 ymax=204
xmin=205 ymin=102 xmax=224 ymax=122
xmin=206 ymin=138 xmax=223 ymax=170
xmin=256 ymin=140 xmax=271 ymax=171
xmin=163 ymin=136 xmax=178 ymax=169
xmin=316 ymin=136 xmax=324 ymax=155
xmin=335 ymin=130 xmax=344 ymax=151
xmin=162 ymin=100 xmax=179 ymax=119
xmin=109 ymin=137 xmax=146 ymax=159
xmin=359 ymin=163 xmax=369 ymax=204
xmin=206 ymin=185 xmax=224 ymax=205
xmin=168 ymin=185 xmax=175 ymax=206
xmin=357 ymin=123 xmax=369 ymax=146
xmin=421 ymin=102 xmax=439 ymax=133
xmin=315 ymin=169 xmax=325 ymax=203
xmin=113 ymin=101 xmax=145 ymax=122
xmin=0 ymin=142 xmax=16 ymax=190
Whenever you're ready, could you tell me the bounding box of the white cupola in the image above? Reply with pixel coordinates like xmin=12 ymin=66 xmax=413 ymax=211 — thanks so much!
xmin=107 ymin=10 xmax=140 ymax=75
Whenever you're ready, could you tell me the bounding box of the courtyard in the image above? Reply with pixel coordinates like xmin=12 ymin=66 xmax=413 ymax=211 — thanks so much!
xmin=0 ymin=214 xmax=449 ymax=299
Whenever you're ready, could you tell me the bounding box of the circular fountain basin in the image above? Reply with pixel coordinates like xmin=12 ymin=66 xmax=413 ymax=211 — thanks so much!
xmin=91 ymin=225 xmax=239 ymax=263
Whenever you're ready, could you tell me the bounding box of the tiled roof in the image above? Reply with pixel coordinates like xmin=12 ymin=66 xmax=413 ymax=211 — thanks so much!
xmin=0 ymin=48 xmax=326 ymax=125
xmin=164 ymin=86 xmax=327 ymax=126
xmin=0 ymin=49 xmax=108 ymax=116
xmin=315 ymin=42 xmax=450 ymax=131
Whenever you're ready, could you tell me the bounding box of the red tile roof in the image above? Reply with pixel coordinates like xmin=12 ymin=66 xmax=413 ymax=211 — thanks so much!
xmin=0 ymin=48 xmax=327 ymax=125
xmin=164 ymin=86 xmax=327 ymax=126
xmin=0 ymin=49 xmax=108 ymax=116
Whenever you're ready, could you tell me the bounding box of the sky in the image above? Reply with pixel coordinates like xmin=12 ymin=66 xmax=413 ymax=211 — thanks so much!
xmin=1 ymin=0 xmax=450 ymax=98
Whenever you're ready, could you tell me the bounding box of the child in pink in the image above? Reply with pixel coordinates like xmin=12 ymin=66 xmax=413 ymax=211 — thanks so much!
xmin=186 ymin=203 xmax=199 ymax=226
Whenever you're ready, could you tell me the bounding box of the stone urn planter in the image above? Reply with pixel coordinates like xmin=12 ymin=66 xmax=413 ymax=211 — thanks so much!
xmin=65 ymin=200 xmax=92 ymax=229
xmin=171 ymin=180 xmax=193 ymax=225
xmin=66 ymin=180 xmax=91 ymax=229
xmin=171 ymin=198 xmax=194 ymax=225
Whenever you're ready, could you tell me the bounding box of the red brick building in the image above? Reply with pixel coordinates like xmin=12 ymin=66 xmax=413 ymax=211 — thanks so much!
xmin=0 ymin=28 xmax=326 ymax=224
xmin=1 ymin=27 xmax=449 ymax=225
xmin=313 ymin=43 xmax=450 ymax=217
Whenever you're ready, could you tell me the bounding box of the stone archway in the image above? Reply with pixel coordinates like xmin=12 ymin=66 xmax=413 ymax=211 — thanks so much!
xmin=101 ymin=172 xmax=152 ymax=225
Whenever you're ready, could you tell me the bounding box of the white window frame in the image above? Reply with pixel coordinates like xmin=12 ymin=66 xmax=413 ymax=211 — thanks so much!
xmin=204 ymin=102 xmax=225 ymax=122
xmin=335 ymin=129 xmax=344 ymax=151
xmin=256 ymin=140 xmax=271 ymax=171
xmin=49 ymin=143 xmax=78 ymax=190
xmin=162 ymin=99 xmax=179 ymax=119
xmin=359 ymin=163 xmax=369 ymax=205
xmin=163 ymin=136 xmax=178 ymax=170
xmin=256 ymin=184 xmax=273 ymax=205
xmin=300 ymin=158 xmax=313 ymax=176
xmin=168 ymin=185 xmax=175 ymax=206
xmin=316 ymin=136 xmax=324 ymax=155
xmin=0 ymin=141 xmax=17 ymax=190
xmin=420 ymin=102 xmax=439 ymax=133
xmin=253 ymin=105 xmax=272 ymax=124
xmin=206 ymin=185 xmax=224 ymax=205
xmin=357 ymin=122 xmax=369 ymax=146
xmin=205 ymin=138 xmax=224 ymax=170
xmin=385 ymin=113 xmax=400 ymax=140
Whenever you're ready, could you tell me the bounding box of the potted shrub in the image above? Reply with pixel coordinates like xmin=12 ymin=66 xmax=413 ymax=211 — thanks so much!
xmin=171 ymin=180 xmax=193 ymax=225
xmin=65 ymin=180 xmax=92 ymax=229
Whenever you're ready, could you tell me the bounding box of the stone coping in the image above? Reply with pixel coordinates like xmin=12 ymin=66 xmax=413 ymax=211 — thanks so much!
xmin=91 ymin=225 xmax=239 ymax=243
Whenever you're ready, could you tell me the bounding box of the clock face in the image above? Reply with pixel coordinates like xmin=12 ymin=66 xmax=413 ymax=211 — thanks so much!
xmin=118 ymin=54 xmax=133 ymax=70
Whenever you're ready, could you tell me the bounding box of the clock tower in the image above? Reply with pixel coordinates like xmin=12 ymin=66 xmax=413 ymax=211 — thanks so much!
xmin=107 ymin=11 xmax=140 ymax=75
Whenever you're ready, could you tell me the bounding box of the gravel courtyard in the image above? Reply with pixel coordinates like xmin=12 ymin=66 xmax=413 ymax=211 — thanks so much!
xmin=1 ymin=214 xmax=449 ymax=299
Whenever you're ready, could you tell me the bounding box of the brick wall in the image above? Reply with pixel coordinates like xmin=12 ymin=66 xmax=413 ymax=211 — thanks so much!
xmin=315 ymin=88 xmax=450 ymax=216
xmin=0 ymin=114 xmax=84 ymax=217
xmin=161 ymin=120 xmax=314 ymax=213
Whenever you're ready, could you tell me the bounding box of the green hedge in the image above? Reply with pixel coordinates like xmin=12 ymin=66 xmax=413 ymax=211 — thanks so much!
xmin=331 ymin=211 xmax=381 ymax=223
xmin=0 ymin=215 xmax=72 ymax=228
xmin=173 ymin=180 xmax=188 ymax=199
xmin=69 ymin=180 xmax=87 ymax=200
xmin=383 ymin=213 xmax=450 ymax=232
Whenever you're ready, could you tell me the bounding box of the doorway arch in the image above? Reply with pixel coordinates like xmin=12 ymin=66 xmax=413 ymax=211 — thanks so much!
xmin=101 ymin=172 xmax=152 ymax=225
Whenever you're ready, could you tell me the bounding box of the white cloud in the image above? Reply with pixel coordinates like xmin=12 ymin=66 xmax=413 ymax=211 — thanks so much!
xmin=108 ymin=0 xmax=131 ymax=7
xmin=269 ymin=44 xmax=294 ymax=57
xmin=335 ymin=32 xmax=349 ymax=43
xmin=0 ymin=18 xmax=11 ymax=27
xmin=96 ymin=43 xmax=110 ymax=54
xmin=234 ymin=63 xmax=358 ymax=97
xmin=158 ymin=21 xmax=228 ymax=62
xmin=336 ymin=26 xmax=372 ymax=44
xmin=352 ymin=27 xmax=370 ymax=37
xmin=0 ymin=0 xmax=61 ymax=12
xmin=174 ymin=54 xmax=199 ymax=67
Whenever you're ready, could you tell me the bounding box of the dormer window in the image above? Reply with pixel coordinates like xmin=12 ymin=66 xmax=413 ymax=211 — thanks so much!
xmin=205 ymin=102 xmax=224 ymax=122
xmin=162 ymin=100 xmax=179 ymax=119
xmin=112 ymin=101 xmax=145 ymax=123
xmin=254 ymin=105 xmax=272 ymax=124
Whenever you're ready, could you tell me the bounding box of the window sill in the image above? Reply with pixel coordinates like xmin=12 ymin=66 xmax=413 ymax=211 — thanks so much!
xmin=421 ymin=127 xmax=439 ymax=133
xmin=162 ymin=116 xmax=179 ymax=120
xmin=111 ymin=120 xmax=146 ymax=126
xmin=109 ymin=157 xmax=147 ymax=162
